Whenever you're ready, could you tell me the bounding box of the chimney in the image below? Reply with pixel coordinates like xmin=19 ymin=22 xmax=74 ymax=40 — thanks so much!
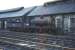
xmin=44 ymin=0 xmax=62 ymax=7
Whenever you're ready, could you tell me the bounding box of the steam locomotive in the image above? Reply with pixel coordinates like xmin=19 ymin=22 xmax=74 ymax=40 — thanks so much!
xmin=0 ymin=16 xmax=55 ymax=33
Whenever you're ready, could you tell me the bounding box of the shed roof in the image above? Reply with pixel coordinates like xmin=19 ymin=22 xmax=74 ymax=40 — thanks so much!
xmin=0 ymin=7 xmax=35 ymax=18
xmin=28 ymin=2 xmax=75 ymax=16
xmin=0 ymin=7 xmax=24 ymax=14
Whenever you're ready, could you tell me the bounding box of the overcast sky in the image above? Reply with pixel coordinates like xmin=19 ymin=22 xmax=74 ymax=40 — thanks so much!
xmin=0 ymin=0 xmax=56 ymax=10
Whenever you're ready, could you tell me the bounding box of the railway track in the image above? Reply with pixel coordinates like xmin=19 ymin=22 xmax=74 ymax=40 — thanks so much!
xmin=0 ymin=30 xmax=75 ymax=50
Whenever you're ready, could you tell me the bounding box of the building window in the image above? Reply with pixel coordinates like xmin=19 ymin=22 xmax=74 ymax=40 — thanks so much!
xmin=70 ymin=18 xmax=75 ymax=23
xmin=70 ymin=18 xmax=75 ymax=32
xmin=64 ymin=15 xmax=71 ymax=32
xmin=55 ymin=16 xmax=62 ymax=28
xmin=0 ymin=21 xmax=1 ymax=28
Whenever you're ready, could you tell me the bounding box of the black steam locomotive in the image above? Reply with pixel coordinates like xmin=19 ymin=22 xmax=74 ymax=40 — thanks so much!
xmin=5 ymin=16 xmax=55 ymax=33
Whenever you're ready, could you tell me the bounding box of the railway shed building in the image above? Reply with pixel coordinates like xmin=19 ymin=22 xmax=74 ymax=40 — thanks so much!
xmin=0 ymin=0 xmax=75 ymax=34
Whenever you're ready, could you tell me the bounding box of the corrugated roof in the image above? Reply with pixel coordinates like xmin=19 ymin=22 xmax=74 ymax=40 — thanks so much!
xmin=0 ymin=7 xmax=24 ymax=14
xmin=0 ymin=7 xmax=35 ymax=18
xmin=28 ymin=2 xmax=75 ymax=16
